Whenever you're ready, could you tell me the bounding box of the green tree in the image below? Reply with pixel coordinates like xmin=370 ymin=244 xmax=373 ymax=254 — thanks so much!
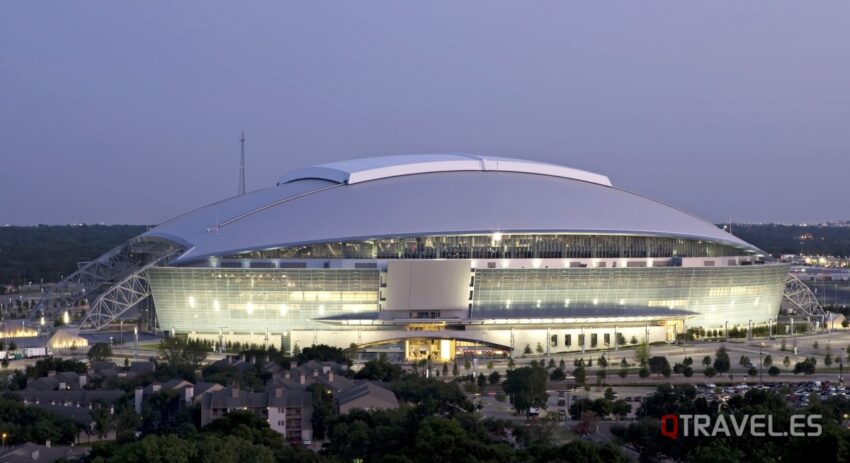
xmin=523 ymin=344 xmax=532 ymax=355
xmin=354 ymin=358 xmax=404 ymax=382
xmin=713 ymin=346 xmax=731 ymax=373
xmin=638 ymin=367 xmax=650 ymax=380
xmin=573 ymin=365 xmax=587 ymax=385
xmin=683 ymin=366 xmax=694 ymax=378
xmin=783 ymin=355 xmax=791 ymax=367
xmin=550 ymin=368 xmax=567 ymax=381
xmin=702 ymin=355 xmax=712 ymax=367
xmin=535 ymin=342 xmax=544 ymax=354
xmin=768 ymin=365 xmax=781 ymax=380
xmin=87 ymin=342 xmax=113 ymax=362
xmin=617 ymin=367 xmax=628 ymax=379
xmin=488 ymin=370 xmax=501 ymax=385
xmin=763 ymin=354 xmax=773 ymax=367
xmin=502 ymin=366 xmax=549 ymax=415
xmin=634 ymin=341 xmax=650 ymax=366
xmin=704 ymin=366 xmax=717 ymax=378
xmin=648 ymin=356 xmax=671 ymax=377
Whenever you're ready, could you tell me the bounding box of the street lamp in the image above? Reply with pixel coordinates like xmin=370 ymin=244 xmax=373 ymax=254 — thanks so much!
xmin=2 ymin=432 xmax=7 ymax=452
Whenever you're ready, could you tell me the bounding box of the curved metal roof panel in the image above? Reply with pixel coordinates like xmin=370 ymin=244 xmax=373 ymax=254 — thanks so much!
xmin=277 ymin=153 xmax=612 ymax=187
xmin=142 ymin=155 xmax=758 ymax=264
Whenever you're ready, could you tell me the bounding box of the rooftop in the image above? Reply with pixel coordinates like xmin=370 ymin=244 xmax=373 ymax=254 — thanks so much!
xmin=277 ymin=153 xmax=612 ymax=187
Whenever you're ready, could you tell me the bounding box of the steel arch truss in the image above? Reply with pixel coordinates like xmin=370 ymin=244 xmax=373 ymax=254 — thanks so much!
xmin=80 ymin=249 xmax=179 ymax=330
xmin=782 ymin=273 xmax=826 ymax=318
xmin=26 ymin=243 xmax=138 ymax=323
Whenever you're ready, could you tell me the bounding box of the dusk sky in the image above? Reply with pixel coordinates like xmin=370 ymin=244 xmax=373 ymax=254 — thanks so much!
xmin=2 ymin=2 xmax=849 ymax=226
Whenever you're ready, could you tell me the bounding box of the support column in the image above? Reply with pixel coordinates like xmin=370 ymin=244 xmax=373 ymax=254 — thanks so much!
xmin=614 ymin=326 xmax=619 ymax=351
xmin=581 ymin=326 xmax=585 ymax=354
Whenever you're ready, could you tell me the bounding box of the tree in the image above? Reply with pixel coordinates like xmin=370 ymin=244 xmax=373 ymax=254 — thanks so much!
xmin=813 ymin=341 xmax=819 ymax=350
xmin=604 ymin=387 xmax=616 ymax=401
xmin=92 ymin=406 xmax=115 ymax=439
xmin=548 ymin=358 xmax=556 ymax=369
xmin=747 ymin=367 xmax=758 ymax=377
xmin=783 ymin=356 xmax=791 ymax=367
xmin=463 ymin=359 xmax=471 ymax=371
xmin=488 ymin=370 xmax=501 ymax=385
xmin=638 ymin=367 xmax=650 ymax=380
xmin=768 ymin=365 xmax=781 ymax=380
xmin=572 ymin=411 xmax=600 ymax=437
xmin=599 ymin=355 xmax=609 ymax=369
xmin=702 ymin=355 xmax=712 ymax=368
xmin=704 ymin=366 xmax=717 ymax=378
xmin=573 ymin=365 xmax=587 ymax=385
xmin=825 ymin=353 xmax=833 ymax=367
xmin=355 ymin=358 xmax=404 ymax=382
xmin=630 ymin=335 xmax=638 ymax=345
xmin=763 ymin=354 xmax=773 ymax=367
xmin=507 ymin=357 xmax=515 ymax=370
xmin=158 ymin=337 xmax=209 ymax=371
xmin=502 ymin=366 xmax=549 ymax=415
xmin=648 ymin=356 xmax=671 ymax=377
xmin=634 ymin=341 xmax=650 ymax=366
xmin=535 ymin=342 xmax=544 ymax=354
xmin=683 ymin=356 xmax=693 ymax=366
xmin=550 ymin=368 xmax=567 ymax=381
xmin=452 ymin=361 xmax=459 ymax=377
xmin=486 ymin=360 xmax=494 ymax=371
xmin=595 ymin=369 xmax=607 ymax=385
xmin=617 ymin=367 xmax=628 ymax=379
xmin=793 ymin=359 xmax=816 ymax=376
xmin=476 ymin=373 xmax=488 ymax=389
xmin=683 ymin=366 xmax=694 ymax=378
xmin=739 ymin=355 xmax=750 ymax=367
xmin=713 ymin=347 xmax=731 ymax=373
xmin=523 ymin=344 xmax=532 ymax=355
xmin=559 ymin=359 xmax=566 ymax=370
xmin=442 ymin=362 xmax=449 ymax=376
xmin=611 ymin=400 xmax=631 ymax=419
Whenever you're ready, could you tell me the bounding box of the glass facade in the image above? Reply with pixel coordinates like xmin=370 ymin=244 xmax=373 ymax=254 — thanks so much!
xmin=472 ymin=264 xmax=788 ymax=327
xmin=224 ymin=234 xmax=753 ymax=260
xmin=148 ymin=268 xmax=380 ymax=334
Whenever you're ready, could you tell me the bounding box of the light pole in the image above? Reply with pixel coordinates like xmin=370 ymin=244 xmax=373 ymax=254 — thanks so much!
xmin=2 ymin=432 xmax=7 ymax=452
xmin=133 ymin=326 xmax=139 ymax=359
xmin=759 ymin=343 xmax=764 ymax=385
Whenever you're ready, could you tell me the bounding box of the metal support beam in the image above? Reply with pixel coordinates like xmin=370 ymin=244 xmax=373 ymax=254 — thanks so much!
xmin=782 ymin=273 xmax=826 ymax=319
xmin=80 ymin=249 xmax=179 ymax=330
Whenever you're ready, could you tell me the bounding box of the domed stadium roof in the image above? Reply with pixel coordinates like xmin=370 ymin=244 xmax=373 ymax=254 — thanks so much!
xmin=142 ymin=153 xmax=758 ymax=264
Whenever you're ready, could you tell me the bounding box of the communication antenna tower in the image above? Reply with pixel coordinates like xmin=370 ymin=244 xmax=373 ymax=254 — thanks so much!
xmin=238 ymin=130 xmax=246 ymax=195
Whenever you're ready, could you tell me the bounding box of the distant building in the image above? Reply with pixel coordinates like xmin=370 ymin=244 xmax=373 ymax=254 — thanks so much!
xmin=337 ymin=382 xmax=399 ymax=414
xmin=0 ymin=442 xmax=87 ymax=463
xmin=199 ymin=385 xmax=314 ymax=444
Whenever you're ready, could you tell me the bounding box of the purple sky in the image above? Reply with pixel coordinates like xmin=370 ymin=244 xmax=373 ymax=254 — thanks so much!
xmin=2 ymin=2 xmax=849 ymax=226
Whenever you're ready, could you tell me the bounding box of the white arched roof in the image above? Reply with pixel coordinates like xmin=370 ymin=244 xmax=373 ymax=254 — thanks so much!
xmin=142 ymin=154 xmax=758 ymax=264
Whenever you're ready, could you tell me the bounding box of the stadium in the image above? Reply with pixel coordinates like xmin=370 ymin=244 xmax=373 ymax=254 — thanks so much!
xmin=37 ymin=154 xmax=795 ymax=360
